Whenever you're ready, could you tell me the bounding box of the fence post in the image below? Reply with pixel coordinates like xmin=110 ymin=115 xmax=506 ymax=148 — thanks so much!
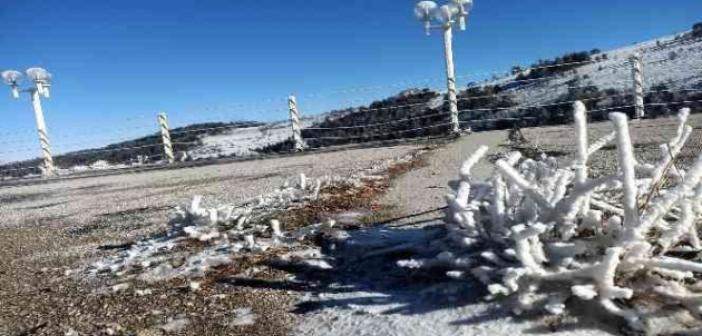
xmin=630 ymin=53 xmax=645 ymax=119
xmin=157 ymin=112 xmax=175 ymax=164
xmin=288 ymin=95 xmax=304 ymax=152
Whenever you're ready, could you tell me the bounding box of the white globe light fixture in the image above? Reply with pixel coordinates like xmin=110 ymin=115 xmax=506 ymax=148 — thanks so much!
xmin=1 ymin=67 xmax=56 ymax=176
xmin=413 ymin=0 xmax=474 ymax=135
xmin=433 ymin=4 xmax=458 ymax=25
xmin=450 ymin=0 xmax=473 ymax=30
xmin=1 ymin=70 xmax=23 ymax=99
xmin=414 ymin=1 xmax=438 ymax=35
xmin=26 ymin=67 xmax=52 ymax=98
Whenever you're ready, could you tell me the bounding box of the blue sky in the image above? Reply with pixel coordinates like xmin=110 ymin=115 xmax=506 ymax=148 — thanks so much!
xmin=1 ymin=0 xmax=702 ymax=161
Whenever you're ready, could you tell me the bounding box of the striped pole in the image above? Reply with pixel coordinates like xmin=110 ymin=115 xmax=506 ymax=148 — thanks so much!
xmin=157 ymin=112 xmax=175 ymax=164
xmin=630 ymin=53 xmax=645 ymax=119
xmin=443 ymin=25 xmax=461 ymax=135
xmin=288 ymin=96 xmax=304 ymax=151
xmin=30 ymin=89 xmax=55 ymax=176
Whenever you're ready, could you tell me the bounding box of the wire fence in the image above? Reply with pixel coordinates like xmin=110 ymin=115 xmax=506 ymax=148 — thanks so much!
xmin=3 ymin=32 xmax=702 ymax=181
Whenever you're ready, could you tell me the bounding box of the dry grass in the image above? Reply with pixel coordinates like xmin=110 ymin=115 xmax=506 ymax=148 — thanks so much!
xmin=270 ymin=152 xmax=429 ymax=230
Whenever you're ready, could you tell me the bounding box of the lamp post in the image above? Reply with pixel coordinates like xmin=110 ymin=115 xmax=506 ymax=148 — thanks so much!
xmin=414 ymin=0 xmax=473 ymax=135
xmin=2 ymin=67 xmax=55 ymax=176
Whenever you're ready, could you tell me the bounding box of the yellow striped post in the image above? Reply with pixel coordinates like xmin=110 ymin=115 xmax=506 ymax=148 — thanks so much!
xmin=157 ymin=112 xmax=175 ymax=164
xmin=288 ymin=96 xmax=304 ymax=151
xmin=630 ymin=53 xmax=645 ymax=119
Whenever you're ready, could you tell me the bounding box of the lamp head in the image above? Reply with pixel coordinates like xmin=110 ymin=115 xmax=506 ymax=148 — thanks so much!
xmin=450 ymin=0 xmax=473 ymax=30
xmin=1 ymin=70 xmax=23 ymax=99
xmin=434 ymin=4 xmax=460 ymax=27
xmin=414 ymin=1 xmax=438 ymax=35
xmin=451 ymin=0 xmax=473 ymax=9
xmin=26 ymin=67 xmax=52 ymax=98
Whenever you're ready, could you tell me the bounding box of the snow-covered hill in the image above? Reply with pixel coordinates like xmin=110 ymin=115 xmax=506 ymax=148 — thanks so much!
xmin=188 ymin=114 xmax=338 ymax=160
xmin=503 ymin=33 xmax=702 ymax=107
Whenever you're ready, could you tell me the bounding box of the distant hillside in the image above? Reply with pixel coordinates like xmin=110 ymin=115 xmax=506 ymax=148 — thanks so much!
xmin=0 ymin=121 xmax=262 ymax=178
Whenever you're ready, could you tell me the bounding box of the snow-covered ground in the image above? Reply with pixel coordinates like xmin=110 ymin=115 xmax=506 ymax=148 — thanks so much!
xmin=188 ymin=122 xmax=292 ymax=159
xmin=56 ymin=159 xmax=159 ymax=176
xmin=188 ymin=116 xmax=330 ymax=160
xmin=292 ymin=227 xmax=619 ymax=336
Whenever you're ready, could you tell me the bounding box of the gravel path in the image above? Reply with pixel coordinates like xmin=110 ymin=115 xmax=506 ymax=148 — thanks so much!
xmin=1 ymin=145 xmax=422 ymax=230
xmin=378 ymin=130 xmax=509 ymax=226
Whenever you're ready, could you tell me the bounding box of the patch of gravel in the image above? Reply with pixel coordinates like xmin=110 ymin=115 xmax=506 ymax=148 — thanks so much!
xmin=521 ymin=113 xmax=702 ymax=177
xmin=0 ymin=144 xmax=423 ymax=336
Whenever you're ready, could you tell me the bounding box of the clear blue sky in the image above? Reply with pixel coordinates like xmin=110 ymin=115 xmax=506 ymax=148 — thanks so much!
xmin=1 ymin=0 xmax=702 ymax=161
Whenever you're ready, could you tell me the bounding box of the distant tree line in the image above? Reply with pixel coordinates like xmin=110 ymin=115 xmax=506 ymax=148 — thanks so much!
xmin=456 ymin=85 xmax=521 ymax=131
xmin=294 ymin=89 xmax=449 ymax=149
xmin=526 ymin=81 xmax=702 ymax=126
xmin=511 ymin=50 xmax=604 ymax=84
xmin=686 ymin=22 xmax=702 ymax=39
xmin=669 ymin=21 xmax=702 ymax=42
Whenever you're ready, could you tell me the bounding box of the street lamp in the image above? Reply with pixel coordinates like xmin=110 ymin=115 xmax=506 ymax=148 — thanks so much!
xmin=414 ymin=0 xmax=473 ymax=135
xmin=1 ymin=67 xmax=55 ymax=176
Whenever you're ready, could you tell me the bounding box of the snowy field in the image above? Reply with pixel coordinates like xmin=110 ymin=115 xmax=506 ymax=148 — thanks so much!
xmin=189 ymin=117 xmax=329 ymax=160
xmin=188 ymin=122 xmax=292 ymax=159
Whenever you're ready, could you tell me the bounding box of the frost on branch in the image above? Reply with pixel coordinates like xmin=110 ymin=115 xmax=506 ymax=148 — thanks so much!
xmin=401 ymin=105 xmax=702 ymax=331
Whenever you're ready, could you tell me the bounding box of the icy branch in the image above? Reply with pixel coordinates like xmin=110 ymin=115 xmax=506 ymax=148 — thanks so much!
xmin=609 ymin=113 xmax=640 ymax=243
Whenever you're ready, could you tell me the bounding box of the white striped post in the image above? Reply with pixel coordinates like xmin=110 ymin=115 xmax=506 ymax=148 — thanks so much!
xmin=288 ymin=95 xmax=304 ymax=151
xmin=630 ymin=53 xmax=645 ymax=119
xmin=443 ymin=24 xmax=461 ymax=135
xmin=30 ymin=88 xmax=55 ymax=176
xmin=157 ymin=112 xmax=175 ymax=164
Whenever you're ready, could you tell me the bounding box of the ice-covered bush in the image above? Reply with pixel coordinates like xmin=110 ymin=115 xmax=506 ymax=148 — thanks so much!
xmin=402 ymin=104 xmax=702 ymax=331
xmin=88 ymin=173 xmax=346 ymax=283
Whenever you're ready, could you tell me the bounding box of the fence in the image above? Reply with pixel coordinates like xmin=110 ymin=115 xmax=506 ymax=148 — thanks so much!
xmin=2 ymin=34 xmax=702 ymax=181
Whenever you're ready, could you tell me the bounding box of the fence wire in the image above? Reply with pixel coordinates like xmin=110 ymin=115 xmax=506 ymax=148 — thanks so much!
xmin=4 ymin=41 xmax=702 ymax=180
